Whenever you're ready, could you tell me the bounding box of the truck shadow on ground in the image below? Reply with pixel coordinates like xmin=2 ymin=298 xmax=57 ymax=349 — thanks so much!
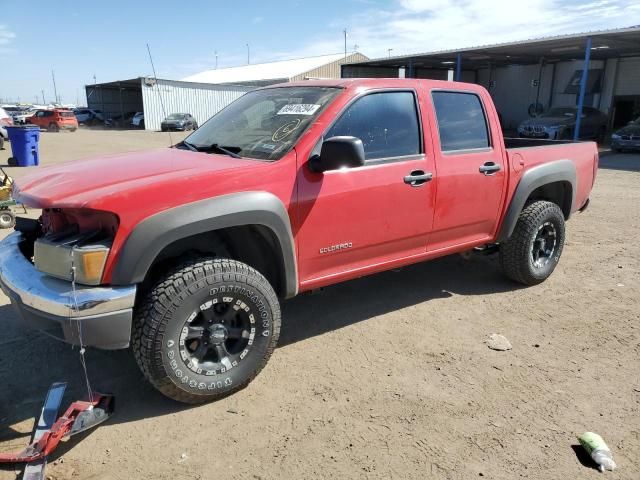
xmin=0 ymin=252 xmax=520 ymax=463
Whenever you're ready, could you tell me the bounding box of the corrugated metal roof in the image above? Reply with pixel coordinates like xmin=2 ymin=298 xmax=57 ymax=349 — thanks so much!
xmin=181 ymin=53 xmax=356 ymax=84
xmin=363 ymin=25 xmax=640 ymax=63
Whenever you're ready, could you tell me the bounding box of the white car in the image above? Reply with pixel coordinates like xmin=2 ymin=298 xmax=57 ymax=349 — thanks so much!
xmin=131 ymin=112 xmax=144 ymax=128
xmin=0 ymin=107 xmax=12 ymax=150
xmin=11 ymin=108 xmax=38 ymax=125
xmin=73 ymin=108 xmax=104 ymax=124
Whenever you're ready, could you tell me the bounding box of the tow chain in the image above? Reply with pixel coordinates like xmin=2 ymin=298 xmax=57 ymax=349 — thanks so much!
xmin=70 ymin=251 xmax=94 ymax=403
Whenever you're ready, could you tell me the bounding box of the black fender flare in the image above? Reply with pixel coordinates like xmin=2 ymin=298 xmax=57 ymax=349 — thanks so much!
xmin=110 ymin=191 xmax=298 ymax=298
xmin=497 ymin=159 xmax=576 ymax=242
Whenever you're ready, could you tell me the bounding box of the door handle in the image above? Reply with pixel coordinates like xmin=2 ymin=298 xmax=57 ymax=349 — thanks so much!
xmin=404 ymin=170 xmax=433 ymax=186
xmin=479 ymin=162 xmax=501 ymax=175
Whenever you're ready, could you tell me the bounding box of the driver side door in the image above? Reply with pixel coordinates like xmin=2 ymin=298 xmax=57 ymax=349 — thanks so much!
xmin=295 ymin=90 xmax=436 ymax=288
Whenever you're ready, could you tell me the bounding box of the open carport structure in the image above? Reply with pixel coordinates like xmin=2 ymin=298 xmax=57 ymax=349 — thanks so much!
xmin=85 ymin=78 xmax=253 ymax=131
xmin=343 ymin=26 xmax=640 ymax=138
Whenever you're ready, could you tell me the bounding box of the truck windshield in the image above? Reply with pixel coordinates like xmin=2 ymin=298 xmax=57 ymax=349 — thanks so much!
xmin=185 ymin=86 xmax=341 ymax=160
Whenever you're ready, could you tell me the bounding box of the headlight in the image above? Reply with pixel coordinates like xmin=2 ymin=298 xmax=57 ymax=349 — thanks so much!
xmin=611 ymin=133 xmax=621 ymax=140
xmin=34 ymin=237 xmax=111 ymax=285
xmin=34 ymin=208 xmax=118 ymax=286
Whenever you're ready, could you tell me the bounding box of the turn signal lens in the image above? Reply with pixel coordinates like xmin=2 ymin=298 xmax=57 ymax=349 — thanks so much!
xmin=80 ymin=250 xmax=109 ymax=284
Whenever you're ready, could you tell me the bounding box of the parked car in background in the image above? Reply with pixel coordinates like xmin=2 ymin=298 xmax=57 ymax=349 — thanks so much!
xmin=12 ymin=108 xmax=38 ymax=125
xmin=518 ymin=106 xmax=608 ymax=141
xmin=160 ymin=113 xmax=197 ymax=131
xmin=611 ymin=117 xmax=640 ymax=152
xmin=73 ymin=108 xmax=104 ymax=125
xmin=131 ymin=112 xmax=144 ymax=129
xmin=27 ymin=109 xmax=78 ymax=132
xmin=105 ymin=112 xmax=137 ymax=128
xmin=0 ymin=107 xmax=12 ymax=150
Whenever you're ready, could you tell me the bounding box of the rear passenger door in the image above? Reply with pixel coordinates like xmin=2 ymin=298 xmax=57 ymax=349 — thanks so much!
xmin=427 ymin=89 xmax=507 ymax=251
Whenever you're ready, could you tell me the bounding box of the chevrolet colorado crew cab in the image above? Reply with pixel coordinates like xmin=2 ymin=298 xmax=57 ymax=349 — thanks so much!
xmin=0 ymin=79 xmax=598 ymax=403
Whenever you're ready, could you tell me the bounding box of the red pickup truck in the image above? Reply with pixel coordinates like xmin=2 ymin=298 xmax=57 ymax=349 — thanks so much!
xmin=0 ymin=79 xmax=597 ymax=403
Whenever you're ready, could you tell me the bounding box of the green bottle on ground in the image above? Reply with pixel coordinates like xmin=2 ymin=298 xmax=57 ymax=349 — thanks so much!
xmin=578 ymin=432 xmax=616 ymax=472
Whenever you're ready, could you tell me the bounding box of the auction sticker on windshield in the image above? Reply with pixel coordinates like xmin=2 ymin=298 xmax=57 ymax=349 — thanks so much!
xmin=277 ymin=104 xmax=321 ymax=115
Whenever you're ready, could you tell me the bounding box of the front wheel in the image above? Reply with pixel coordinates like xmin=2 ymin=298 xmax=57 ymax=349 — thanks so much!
xmin=499 ymin=201 xmax=565 ymax=285
xmin=48 ymin=122 xmax=60 ymax=132
xmin=132 ymin=258 xmax=281 ymax=404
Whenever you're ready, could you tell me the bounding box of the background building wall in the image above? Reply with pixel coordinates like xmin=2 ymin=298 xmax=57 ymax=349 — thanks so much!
xmin=293 ymin=52 xmax=369 ymax=81
xmin=141 ymin=79 xmax=253 ymax=131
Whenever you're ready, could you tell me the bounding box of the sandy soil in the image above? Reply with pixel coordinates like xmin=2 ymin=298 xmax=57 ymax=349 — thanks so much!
xmin=0 ymin=129 xmax=639 ymax=479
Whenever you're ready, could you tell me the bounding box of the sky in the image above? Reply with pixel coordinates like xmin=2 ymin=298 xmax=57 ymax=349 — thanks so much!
xmin=0 ymin=0 xmax=638 ymax=105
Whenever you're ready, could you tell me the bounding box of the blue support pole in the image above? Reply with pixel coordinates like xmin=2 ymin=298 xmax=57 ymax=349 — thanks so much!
xmin=455 ymin=53 xmax=462 ymax=81
xmin=574 ymin=37 xmax=592 ymax=141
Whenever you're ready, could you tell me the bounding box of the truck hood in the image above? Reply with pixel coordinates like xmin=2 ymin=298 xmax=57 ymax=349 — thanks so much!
xmin=14 ymin=148 xmax=260 ymax=209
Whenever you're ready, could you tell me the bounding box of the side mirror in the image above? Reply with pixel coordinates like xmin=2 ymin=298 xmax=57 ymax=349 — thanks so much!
xmin=309 ymin=136 xmax=365 ymax=173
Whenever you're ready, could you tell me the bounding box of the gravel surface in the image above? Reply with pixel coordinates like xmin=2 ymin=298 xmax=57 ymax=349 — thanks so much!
xmin=0 ymin=129 xmax=638 ymax=479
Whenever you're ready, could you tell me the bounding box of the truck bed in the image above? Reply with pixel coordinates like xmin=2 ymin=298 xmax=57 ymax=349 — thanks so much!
xmin=504 ymin=137 xmax=577 ymax=149
xmin=504 ymin=138 xmax=598 ymax=215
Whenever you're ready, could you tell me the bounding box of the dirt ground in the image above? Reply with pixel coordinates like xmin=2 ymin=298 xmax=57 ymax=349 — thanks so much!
xmin=0 ymin=129 xmax=639 ymax=480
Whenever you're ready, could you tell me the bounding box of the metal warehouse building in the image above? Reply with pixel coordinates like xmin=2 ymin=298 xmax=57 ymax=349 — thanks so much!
xmin=342 ymin=26 xmax=640 ymax=137
xmin=86 ymin=52 xmax=367 ymax=131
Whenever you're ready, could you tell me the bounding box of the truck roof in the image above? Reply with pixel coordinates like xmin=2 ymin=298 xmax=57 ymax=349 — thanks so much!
xmin=267 ymin=78 xmax=483 ymax=91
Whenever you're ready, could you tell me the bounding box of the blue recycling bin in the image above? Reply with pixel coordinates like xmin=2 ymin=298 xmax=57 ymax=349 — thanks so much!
xmin=6 ymin=125 xmax=40 ymax=167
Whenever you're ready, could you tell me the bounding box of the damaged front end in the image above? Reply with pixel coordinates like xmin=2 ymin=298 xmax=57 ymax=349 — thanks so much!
xmin=0 ymin=208 xmax=136 ymax=350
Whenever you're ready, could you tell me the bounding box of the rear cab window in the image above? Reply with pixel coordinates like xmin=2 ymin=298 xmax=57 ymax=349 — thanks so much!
xmin=325 ymin=91 xmax=421 ymax=163
xmin=431 ymin=91 xmax=490 ymax=152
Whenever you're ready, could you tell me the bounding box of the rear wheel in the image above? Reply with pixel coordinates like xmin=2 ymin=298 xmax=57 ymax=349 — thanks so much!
xmin=500 ymin=201 xmax=565 ymax=285
xmin=132 ymin=258 xmax=281 ymax=404
xmin=0 ymin=135 xmax=4 ymax=150
xmin=48 ymin=122 xmax=60 ymax=132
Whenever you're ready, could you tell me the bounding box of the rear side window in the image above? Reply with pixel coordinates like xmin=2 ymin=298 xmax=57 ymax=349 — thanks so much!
xmin=432 ymin=91 xmax=490 ymax=152
xmin=59 ymin=111 xmax=75 ymax=117
xmin=326 ymin=91 xmax=421 ymax=161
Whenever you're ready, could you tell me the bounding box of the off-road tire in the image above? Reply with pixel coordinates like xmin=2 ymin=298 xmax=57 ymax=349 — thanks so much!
xmin=132 ymin=258 xmax=281 ymax=404
xmin=0 ymin=135 xmax=4 ymax=150
xmin=499 ymin=200 xmax=565 ymax=285
xmin=48 ymin=122 xmax=60 ymax=132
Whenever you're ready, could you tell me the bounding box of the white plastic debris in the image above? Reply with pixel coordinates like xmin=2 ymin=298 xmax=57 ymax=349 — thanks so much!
xmin=486 ymin=333 xmax=512 ymax=351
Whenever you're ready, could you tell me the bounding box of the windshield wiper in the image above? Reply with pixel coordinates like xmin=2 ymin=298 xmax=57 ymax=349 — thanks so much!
xmin=177 ymin=140 xmax=198 ymax=152
xmin=207 ymin=143 xmax=242 ymax=159
xmin=176 ymin=140 xmax=242 ymax=158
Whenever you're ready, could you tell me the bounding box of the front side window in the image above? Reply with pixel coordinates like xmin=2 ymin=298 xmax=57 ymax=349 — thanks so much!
xmin=326 ymin=91 xmax=421 ymax=161
xmin=186 ymin=87 xmax=341 ymax=161
xmin=432 ymin=91 xmax=490 ymax=152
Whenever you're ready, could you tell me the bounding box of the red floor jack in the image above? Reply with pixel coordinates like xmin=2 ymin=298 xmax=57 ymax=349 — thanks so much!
xmin=0 ymin=383 xmax=114 ymax=480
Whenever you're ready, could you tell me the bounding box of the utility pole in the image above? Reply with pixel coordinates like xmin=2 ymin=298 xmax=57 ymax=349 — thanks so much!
xmin=388 ymin=48 xmax=393 ymax=58
xmin=343 ymin=29 xmax=348 ymax=59
xmin=215 ymin=50 xmax=218 ymax=69
xmin=246 ymin=44 xmax=250 ymax=64
xmin=41 ymin=90 xmax=45 ymax=104
xmin=51 ymin=70 xmax=59 ymax=104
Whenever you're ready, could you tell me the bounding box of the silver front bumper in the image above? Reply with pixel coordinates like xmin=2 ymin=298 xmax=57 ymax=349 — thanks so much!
xmin=0 ymin=232 xmax=137 ymax=349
